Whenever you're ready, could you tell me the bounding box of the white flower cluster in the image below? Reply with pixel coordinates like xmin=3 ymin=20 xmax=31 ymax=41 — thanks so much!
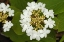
xmin=0 ymin=3 xmax=14 ymax=32
xmin=20 ymin=2 xmax=55 ymax=41
xmin=0 ymin=3 xmax=14 ymax=16
xmin=3 ymin=21 xmax=13 ymax=32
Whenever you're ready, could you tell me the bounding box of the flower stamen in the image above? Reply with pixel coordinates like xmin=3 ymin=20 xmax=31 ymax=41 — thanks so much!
xmin=0 ymin=12 xmax=8 ymax=23
xmin=30 ymin=9 xmax=45 ymax=31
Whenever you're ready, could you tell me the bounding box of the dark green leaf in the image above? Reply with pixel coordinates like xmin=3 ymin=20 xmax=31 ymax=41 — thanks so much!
xmin=38 ymin=0 xmax=64 ymax=14
xmin=3 ymin=29 xmax=30 ymax=42
xmin=9 ymin=0 xmax=33 ymax=35
xmin=10 ymin=6 xmax=23 ymax=35
xmin=57 ymin=12 xmax=64 ymax=32
xmin=10 ymin=0 xmax=33 ymax=11
xmin=53 ymin=12 xmax=64 ymax=32
xmin=53 ymin=17 xmax=60 ymax=30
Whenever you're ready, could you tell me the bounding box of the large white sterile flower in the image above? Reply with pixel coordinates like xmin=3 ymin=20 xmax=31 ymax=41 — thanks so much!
xmin=30 ymin=30 xmax=40 ymax=41
xmin=27 ymin=2 xmax=38 ymax=10
xmin=44 ymin=18 xmax=55 ymax=28
xmin=43 ymin=8 xmax=54 ymax=18
xmin=8 ymin=8 xmax=14 ymax=17
xmin=0 ymin=3 xmax=14 ymax=17
xmin=20 ymin=1 xmax=55 ymax=41
xmin=3 ymin=21 xmax=13 ymax=32
xmin=37 ymin=2 xmax=45 ymax=12
xmin=0 ymin=3 xmax=9 ymax=13
xmin=38 ymin=28 xmax=50 ymax=38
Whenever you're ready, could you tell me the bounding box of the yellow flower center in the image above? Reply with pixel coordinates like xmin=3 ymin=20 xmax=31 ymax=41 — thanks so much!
xmin=0 ymin=12 xmax=8 ymax=23
xmin=30 ymin=9 xmax=45 ymax=31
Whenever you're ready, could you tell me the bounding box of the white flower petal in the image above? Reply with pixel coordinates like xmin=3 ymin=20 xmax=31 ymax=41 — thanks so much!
xmin=36 ymin=36 xmax=40 ymax=41
xmin=3 ymin=21 xmax=13 ymax=32
xmin=44 ymin=18 xmax=55 ymax=28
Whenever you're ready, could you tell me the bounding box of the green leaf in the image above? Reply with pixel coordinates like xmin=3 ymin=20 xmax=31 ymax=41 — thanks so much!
xmin=53 ymin=12 xmax=64 ymax=32
xmin=57 ymin=12 xmax=64 ymax=32
xmin=60 ymin=35 xmax=64 ymax=42
xmin=9 ymin=0 xmax=33 ymax=35
xmin=3 ymin=29 xmax=30 ymax=42
xmin=10 ymin=0 xmax=33 ymax=11
xmin=53 ymin=17 xmax=60 ymax=30
xmin=10 ymin=6 xmax=23 ymax=35
xmin=38 ymin=0 xmax=64 ymax=14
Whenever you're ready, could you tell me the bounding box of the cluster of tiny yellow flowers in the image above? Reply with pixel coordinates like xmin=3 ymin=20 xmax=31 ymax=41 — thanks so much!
xmin=0 ymin=12 xmax=8 ymax=23
xmin=30 ymin=9 xmax=45 ymax=31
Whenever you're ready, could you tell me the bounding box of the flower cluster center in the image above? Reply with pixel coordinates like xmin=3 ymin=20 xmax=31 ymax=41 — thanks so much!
xmin=30 ymin=9 xmax=45 ymax=31
xmin=0 ymin=12 xmax=8 ymax=23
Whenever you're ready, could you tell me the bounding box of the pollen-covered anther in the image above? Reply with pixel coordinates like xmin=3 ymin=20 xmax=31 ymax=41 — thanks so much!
xmin=0 ymin=12 xmax=8 ymax=23
xmin=30 ymin=9 xmax=45 ymax=30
